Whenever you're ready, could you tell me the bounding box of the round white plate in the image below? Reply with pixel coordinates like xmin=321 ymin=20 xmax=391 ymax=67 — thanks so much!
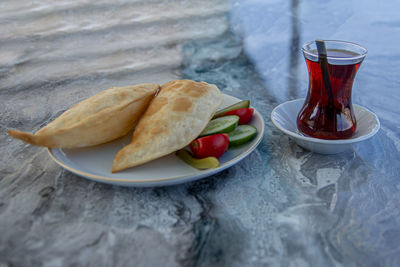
xmin=48 ymin=94 xmax=265 ymax=187
xmin=271 ymin=99 xmax=380 ymax=154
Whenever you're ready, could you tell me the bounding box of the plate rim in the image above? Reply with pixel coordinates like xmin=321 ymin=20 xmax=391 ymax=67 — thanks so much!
xmin=270 ymin=98 xmax=380 ymax=145
xmin=47 ymin=94 xmax=265 ymax=185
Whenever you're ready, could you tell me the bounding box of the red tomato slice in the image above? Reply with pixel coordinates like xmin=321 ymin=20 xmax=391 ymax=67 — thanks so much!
xmin=190 ymin=133 xmax=229 ymax=158
xmin=223 ymin=108 xmax=254 ymax=124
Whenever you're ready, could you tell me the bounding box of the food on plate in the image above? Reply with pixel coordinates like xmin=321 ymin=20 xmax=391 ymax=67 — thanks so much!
xmin=112 ymin=80 xmax=222 ymax=172
xmin=223 ymin=108 xmax=254 ymax=124
xmin=176 ymin=149 xmax=219 ymax=169
xmin=212 ymin=100 xmax=250 ymax=119
xmin=228 ymin=125 xmax=257 ymax=147
xmin=190 ymin=133 xmax=229 ymax=158
xmin=7 ymin=83 xmax=159 ymax=148
xmin=199 ymin=115 xmax=239 ymax=137
xmin=180 ymin=101 xmax=258 ymax=168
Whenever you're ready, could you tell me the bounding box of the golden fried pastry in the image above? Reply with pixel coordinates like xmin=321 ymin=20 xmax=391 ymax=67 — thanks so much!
xmin=8 ymin=83 xmax=159 ymax=148
xmin=112 ymin=80 xmax=222 ymax=172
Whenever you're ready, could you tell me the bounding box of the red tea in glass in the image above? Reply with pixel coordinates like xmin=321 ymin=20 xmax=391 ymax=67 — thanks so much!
xmin=297 ymin=40 xmax=367 ymax=140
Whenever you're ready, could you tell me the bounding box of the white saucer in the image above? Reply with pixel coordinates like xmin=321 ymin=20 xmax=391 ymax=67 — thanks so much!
xmin=271 ymin=99 xmax=380 ymax=154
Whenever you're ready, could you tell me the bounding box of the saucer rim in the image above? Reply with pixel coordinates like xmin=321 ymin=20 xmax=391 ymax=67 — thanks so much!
xmin=270 ymin=98 xmax=380 ymax=145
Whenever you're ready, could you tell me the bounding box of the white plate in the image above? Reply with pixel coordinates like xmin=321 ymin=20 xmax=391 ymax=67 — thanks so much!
xmin=271 ymin=99 xmax=380 ymax=154
xmin=48 ymin=94 xmax=264 ymax=187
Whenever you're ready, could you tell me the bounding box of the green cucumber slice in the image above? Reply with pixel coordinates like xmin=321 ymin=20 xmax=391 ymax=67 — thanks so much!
xmin=200 ymin=115 xmax=239 ymax=137
xmin=228 ymin=125 xmax=257 ymax=147
xmin=213 ymin=100 xmax=250 ymax=119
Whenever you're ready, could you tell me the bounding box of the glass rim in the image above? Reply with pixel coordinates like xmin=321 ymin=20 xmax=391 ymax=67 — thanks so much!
xmin=302 ymin=40 xmax=368 ymax=61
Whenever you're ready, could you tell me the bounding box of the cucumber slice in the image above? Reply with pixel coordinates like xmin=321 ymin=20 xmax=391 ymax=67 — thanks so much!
xmin=228 ymin=125 xmax=257 ymax=147
xmin=200 ymin=115 xmax=239 ymax=137
xmin=213 ymin=100 xmax=250 ymax=119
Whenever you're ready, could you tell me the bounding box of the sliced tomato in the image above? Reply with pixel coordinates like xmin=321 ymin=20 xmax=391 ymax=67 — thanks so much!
xmin=223 ymin=108 xmax=254 ymax=124
xmin=189 ymin=133 xmax=229 ymax=158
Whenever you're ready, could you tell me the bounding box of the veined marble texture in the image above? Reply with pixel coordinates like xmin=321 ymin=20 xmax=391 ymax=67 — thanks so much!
xmin=1 ymin=0 xmax=399 ymax=267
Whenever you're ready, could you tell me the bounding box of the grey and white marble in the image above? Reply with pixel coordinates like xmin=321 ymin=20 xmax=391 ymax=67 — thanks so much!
xmin=1 ymin=0 xmax=399 ymax=266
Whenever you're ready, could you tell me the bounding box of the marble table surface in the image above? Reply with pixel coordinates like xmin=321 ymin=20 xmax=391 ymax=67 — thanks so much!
xmin=1 ymin=0 xmax=399 ymax=266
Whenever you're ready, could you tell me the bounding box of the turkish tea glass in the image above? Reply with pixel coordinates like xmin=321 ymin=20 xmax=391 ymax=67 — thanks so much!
xmin=297 ymin=40 xmax=367 ymax=139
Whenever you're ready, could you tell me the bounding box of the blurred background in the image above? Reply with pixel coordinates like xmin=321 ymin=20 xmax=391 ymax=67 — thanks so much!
xmin=1 ymin=0 xmax=398 ymax=135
